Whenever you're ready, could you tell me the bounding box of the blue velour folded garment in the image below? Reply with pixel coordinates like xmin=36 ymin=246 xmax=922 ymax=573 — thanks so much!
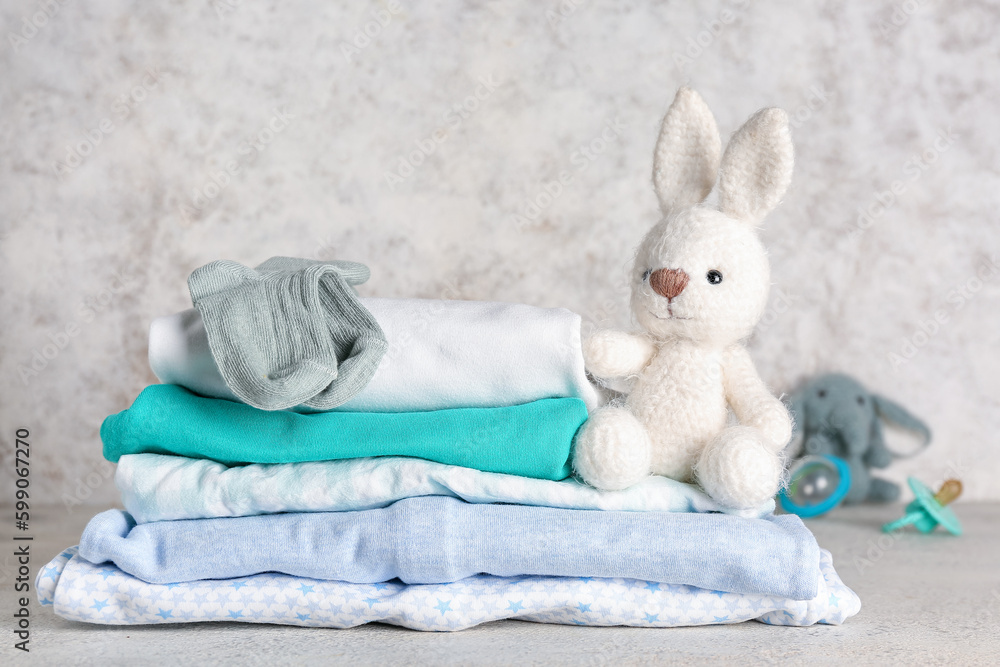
xmin=101 ymin=384 xmax=587 ymax=480
xmin=78 ymin=497 xmax=820 ymax=600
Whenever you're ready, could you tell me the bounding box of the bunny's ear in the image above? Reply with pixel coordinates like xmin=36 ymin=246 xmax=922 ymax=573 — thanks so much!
xmin=717 ymin=107 xmax=794 ymax=224
xmin=652 ymin=87 xmax=721 ymax=215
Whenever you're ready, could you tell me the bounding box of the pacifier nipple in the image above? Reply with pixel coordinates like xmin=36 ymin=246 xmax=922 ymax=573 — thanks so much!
xmin=933 ymin=479 xmax=962 ymax=506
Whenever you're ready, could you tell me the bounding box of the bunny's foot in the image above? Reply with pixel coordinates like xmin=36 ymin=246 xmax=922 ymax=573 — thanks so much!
xmin=573 ymin=407 xmax=651 ymax=491
xmin=697 ymin=426 xmax=784 ymax=509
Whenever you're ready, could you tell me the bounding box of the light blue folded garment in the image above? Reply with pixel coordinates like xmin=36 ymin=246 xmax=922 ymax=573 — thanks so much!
xmin=37 ymin=546 xmax=860 ymax=631
xmin=116 ymin=454 xmax=776 ymax=524
xmin=79 ymin=497 xmax=820 ymax=599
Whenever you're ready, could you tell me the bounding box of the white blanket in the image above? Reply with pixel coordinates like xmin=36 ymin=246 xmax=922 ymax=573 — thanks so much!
xmin=149 ymin=299 xmax=600 ymax=412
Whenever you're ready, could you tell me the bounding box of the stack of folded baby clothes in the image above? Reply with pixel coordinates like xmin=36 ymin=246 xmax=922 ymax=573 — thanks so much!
xmin=37 ymin=258 xmax=859 ymax=631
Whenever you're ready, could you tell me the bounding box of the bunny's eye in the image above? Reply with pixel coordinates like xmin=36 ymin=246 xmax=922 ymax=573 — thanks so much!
xmin=857 ymin=396 xmax=865 ymax=406
xmin=706 ymin=270 xmax=723 ymax=285
xmin=817 ymin=390 xmax=827 ymax=398
xmin=642 ymin=269 xmax=652 ymax=281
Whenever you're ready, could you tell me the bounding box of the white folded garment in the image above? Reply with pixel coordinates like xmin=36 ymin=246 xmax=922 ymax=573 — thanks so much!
xmin=149 ymin=299 xmax=600 ymax=412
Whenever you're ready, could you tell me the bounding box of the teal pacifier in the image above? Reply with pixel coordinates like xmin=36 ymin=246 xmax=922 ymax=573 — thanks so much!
xmin=882 ymin=477 xmax=962 ymax=536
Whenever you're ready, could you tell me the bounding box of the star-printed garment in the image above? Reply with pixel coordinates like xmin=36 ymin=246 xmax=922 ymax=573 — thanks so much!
xmin=36 ymin=547 xmax=860 ymax=631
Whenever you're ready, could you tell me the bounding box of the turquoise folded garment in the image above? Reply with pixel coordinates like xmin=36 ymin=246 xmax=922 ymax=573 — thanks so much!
xmin=101 ymin=385 xmax=587 ymax=480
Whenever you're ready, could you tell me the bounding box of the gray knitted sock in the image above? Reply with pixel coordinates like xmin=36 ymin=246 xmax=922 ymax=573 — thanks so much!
xmin=188 ymin=257 xmax=387 ymax=411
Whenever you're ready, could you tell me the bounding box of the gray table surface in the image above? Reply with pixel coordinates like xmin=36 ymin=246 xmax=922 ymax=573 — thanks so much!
xmin=2 ymin=502 xmax=997 ymax=666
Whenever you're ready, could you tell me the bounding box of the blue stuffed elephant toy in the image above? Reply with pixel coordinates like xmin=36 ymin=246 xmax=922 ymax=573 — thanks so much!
xmin=786 ymin=374 xmax=931 ymax=504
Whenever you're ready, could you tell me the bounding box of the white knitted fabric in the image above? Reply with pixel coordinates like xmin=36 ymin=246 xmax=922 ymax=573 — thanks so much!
xmin=574 ymin=88 xmax=794 ymax=510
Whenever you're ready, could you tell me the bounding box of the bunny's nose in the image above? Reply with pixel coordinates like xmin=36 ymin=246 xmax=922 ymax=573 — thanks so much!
xmin=649 ymin=268 xmax=689 ymax=300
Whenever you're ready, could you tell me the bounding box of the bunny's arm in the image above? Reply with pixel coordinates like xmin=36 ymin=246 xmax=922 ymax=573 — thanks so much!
xmin=582 ymin=330 xmax=657 ymax=379
xmin=722 ymin=345 xmax=792 ymax=451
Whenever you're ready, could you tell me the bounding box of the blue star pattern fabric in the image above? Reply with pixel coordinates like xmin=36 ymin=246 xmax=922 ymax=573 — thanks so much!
xmin=116 ymin=453 xmax=775 ymax=525
xmin=36 ymin=547 xmax=859 ymax=630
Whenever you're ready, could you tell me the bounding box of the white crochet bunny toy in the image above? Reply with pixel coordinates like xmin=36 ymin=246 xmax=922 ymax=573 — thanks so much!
xmin=573 ymin=87 xmax=794 ymax=510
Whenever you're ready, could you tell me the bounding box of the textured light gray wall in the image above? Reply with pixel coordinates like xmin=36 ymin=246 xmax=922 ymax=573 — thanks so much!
xmin=2 ymin=0 xmax=998 ymax=506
